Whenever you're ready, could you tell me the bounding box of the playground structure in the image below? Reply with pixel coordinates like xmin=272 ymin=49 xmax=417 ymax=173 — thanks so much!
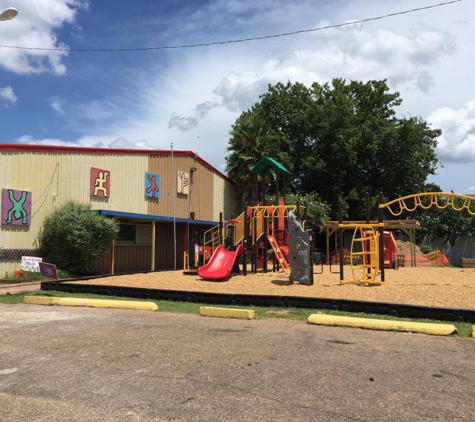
xmin=331 ymin=191 xmax=475 ymax=285
xmin=192 ymin=202 xmax=307 ymax=281
xmin=184 ymin=156 xmax=312 ymax=282
xmin=183 ymin=155 xmax=475 ymax=286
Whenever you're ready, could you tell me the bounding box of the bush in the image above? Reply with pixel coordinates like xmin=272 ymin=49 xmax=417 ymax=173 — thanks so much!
xmin=313 ymin=250 xmax=324 ymax=264
xmin=419 ymin=244 xmax=435 ymax=254
xmin=39 ymin=201 xmax=119 ymax=273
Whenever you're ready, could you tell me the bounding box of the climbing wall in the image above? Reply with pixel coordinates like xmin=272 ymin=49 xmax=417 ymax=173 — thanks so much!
xmin=288 ymin=211 xmax=313 ymax=285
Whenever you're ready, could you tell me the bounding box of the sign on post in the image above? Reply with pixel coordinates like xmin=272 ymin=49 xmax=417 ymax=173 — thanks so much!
xmin=39 ymin=262 xmax=58 ymax=280
xmin=21 ymin=256 xmax=42 ymax=272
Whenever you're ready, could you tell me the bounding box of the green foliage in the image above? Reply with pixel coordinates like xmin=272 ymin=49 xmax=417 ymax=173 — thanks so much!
xmin=226 ymin=79 xmax=440 ymax=220
xmin=39 ymin=201 xmax=119 ymax=273
xmin=226 ymin=114 xmax=280 ymax=204
xmin=419 ymin=244 xmax=435 ymax=254
xmin=3 ymin=271 xmax=43 ymax=282
xmin=413 ymin=184 xmax=475 ymax=246
xmin=267 ymin=193 xmax=330 ymax=232
xmin=57 ymin=269 xmax=71 ymax=279
xmin=312 ymin=250 xmax=325 ymax=264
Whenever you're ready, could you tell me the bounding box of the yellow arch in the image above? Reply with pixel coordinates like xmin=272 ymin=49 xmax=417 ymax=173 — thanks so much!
xmin=380 ymin=192 xmax=475 ymax=217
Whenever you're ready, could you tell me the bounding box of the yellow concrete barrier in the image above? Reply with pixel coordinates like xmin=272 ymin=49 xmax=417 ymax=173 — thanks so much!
xmin=24 ymin=296 xmax=158 ymax=311
xmin=307 ymin=314 xmax=457 ymax=336
xmin=472 ymin=326 xmax=475 ymax=338
xmin=24 ymin=296 xmax=57 ymax=305
xmin=200 ymin=306 xmax=255 ymax=319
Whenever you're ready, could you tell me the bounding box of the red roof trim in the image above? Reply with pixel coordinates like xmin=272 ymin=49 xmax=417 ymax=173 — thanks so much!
xmin=0 ymin=143 xmax=233 ymax=183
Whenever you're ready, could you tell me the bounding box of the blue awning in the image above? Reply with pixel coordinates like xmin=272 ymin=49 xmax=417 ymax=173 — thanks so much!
xmin=97 ymin=210 xmax=218 ymax=226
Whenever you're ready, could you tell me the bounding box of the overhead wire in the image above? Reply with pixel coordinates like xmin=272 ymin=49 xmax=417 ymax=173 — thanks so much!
xmin=0 ymin=0 xmax=463 ymax=53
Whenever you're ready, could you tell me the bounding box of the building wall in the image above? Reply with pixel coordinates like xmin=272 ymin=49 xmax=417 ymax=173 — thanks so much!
xmin=1 ymin=147 xmax=236 ymax=277
xmin=212 ymin=173 xmax=240 ymax=221
xmin=147 ymin=154 xmax=215 ymax=221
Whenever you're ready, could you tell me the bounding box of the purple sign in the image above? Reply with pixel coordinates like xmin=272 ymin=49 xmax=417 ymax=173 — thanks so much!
xmin=39 ymin=262 xmax=58 ymax=280
xmin=1 ymin=188 xmax=32 ymax=226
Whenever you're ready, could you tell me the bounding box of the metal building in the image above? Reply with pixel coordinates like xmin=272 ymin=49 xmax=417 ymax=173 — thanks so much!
xmin=0 ymin=144 xmax=237 ymax=276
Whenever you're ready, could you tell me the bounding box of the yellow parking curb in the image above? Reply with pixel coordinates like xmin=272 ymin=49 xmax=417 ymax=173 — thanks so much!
xmin=200 ymin=306 xmax=255 ymax=319
xmin=24 ymin=296 xmax=57 ymax=305
xmin=472 ymin=326 xmax=475 ymax=338
xmin=307 ymin=314 xmax=457 ymax=336
xmin=24 ymin=296 xmax=158 ymax=311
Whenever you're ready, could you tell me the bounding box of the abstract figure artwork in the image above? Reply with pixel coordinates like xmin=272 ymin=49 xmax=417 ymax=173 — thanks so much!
xmin=177 ymin=171 xmax=189 ymax=195
xmin=1 ymin=188 xmax=32 ymax=226
xmin=91 ymin=167 xmax=110 ymax=198
xmin=145 ymin=172 xmax=160 ymax=198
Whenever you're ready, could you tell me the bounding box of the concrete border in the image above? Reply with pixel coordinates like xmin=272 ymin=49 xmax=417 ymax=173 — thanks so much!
xmin=200 ymin=306 xmax=255 ymax=319
xmin=308 ymin=314 xmax=457 ymax=336
xmin=24 ymin=296 xmax=158 ymax=311
xmin=24 ymin=296 xmax=56 ymax=305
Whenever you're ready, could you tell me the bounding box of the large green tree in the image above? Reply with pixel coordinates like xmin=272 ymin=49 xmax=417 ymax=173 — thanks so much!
xmin=226 ymin=79 xmax=441 ymax=220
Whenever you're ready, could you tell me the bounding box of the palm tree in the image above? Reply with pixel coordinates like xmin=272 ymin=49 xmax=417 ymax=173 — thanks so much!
xmin=226 ymin=114 xmax=277 ymax=205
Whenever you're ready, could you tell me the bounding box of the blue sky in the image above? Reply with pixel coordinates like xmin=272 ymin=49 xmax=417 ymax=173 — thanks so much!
xmin=1 ymin=0 xmax=474 ymax=193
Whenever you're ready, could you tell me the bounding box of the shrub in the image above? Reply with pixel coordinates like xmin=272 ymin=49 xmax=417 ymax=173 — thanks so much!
xmin=419 ymin=244 xmax=435 ymax=254
xmin=39 ymin=201 xmax=119 ymax=273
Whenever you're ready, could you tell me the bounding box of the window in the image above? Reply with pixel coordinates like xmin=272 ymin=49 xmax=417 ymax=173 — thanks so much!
xmin=117 ymin=224 xmax=136 ymax=245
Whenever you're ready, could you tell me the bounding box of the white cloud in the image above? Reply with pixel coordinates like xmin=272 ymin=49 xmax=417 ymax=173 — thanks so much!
xmin=107 ymin=138 xmax=156 ymax=149
xmin=169 ymin=113 xmax=199 ymax=132
xmin=0 ymin=85 xmax=17 ymax=105
xmin=48 ymin=97 xmax=120 ymax=132
xmin=49 ymin=97 xmax=65 ymax=114
xmin=168 ymin=101 xmax=221 ymax=131
xmin=467 ymin=186 xmax=475 ymax=193
xmin=16 ymin=135 xmax=156 ymax=150
xmin=427 ymin=100 xmax=475 ymax=163
xmin=5 ymin=0 xmax=472 ymax=192
xmin=212 ymin=25 xmax=455 ymax=112
xmin=0 ymin=0 xmax=86 ymax=75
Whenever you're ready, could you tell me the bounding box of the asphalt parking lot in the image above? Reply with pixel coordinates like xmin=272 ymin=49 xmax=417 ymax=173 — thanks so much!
xmin=1 ymin=303 xmax=474 ymax=421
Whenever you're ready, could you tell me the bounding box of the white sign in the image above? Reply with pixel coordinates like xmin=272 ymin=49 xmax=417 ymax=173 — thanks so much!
xmin=177 ymin=171 xmax=189 ymax=195
xmin=21 ymin=256 xmax=42 ymax=272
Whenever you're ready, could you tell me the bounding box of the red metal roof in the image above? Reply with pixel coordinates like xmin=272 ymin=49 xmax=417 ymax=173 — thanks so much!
xmin=0 ymin=143 xmax=233 ymax=183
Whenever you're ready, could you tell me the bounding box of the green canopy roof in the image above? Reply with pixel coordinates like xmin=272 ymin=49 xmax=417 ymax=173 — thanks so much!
xmin=251 ymin=157 xmax=289 ymax=176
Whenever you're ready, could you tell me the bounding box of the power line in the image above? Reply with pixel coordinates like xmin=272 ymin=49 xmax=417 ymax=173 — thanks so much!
xmin=0 ymin=0 xmax=462 ymax=53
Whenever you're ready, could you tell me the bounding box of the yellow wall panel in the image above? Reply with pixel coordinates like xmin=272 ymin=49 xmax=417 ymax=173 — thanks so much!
xmin=1 ymin=152 xmax=148 ymax=251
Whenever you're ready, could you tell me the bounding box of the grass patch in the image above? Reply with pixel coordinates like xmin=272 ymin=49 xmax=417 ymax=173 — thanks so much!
xmin=1 ymin=290 xmax=473 ymax=337
xmin=2 ymin=269 xmax=71 ymax=283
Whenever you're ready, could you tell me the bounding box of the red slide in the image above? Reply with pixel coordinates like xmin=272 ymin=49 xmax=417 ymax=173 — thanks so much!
xmin=198 ymin=243 xmax=243 ymax=281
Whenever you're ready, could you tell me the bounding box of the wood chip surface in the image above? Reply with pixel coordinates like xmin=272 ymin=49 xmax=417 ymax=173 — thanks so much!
xmin=70 ymin=266 xmax=475 ymax=310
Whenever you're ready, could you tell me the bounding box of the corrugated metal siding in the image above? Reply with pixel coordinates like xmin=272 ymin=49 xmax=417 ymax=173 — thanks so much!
xmin=0 ymin=151 xmax=149 ymax=276
xmin=147 ymin=155 xmax=215 ymax=221
xmin=0 ymin=262 xmax=17 ymax=277
xmin=213 ymin=174 xmax=238 ymax=220
xmin=0 ymin=153 xmax=14 ymax=266
xmin=91 ymin=223 xmax=186 ymax=273
xmin=213 ymin=174 xmax=224 ymax=221
xmin=155 ymin=222 xmax=185 ymax=269
xmin=1 ymin=149 xmax=236 ymax=276
xmin=90 ymin=246 xmax=152 ymax=274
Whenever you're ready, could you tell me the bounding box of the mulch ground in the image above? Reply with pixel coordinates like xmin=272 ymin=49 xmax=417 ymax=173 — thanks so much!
xmin=69 ymin=266 xmax=475 ymax=310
